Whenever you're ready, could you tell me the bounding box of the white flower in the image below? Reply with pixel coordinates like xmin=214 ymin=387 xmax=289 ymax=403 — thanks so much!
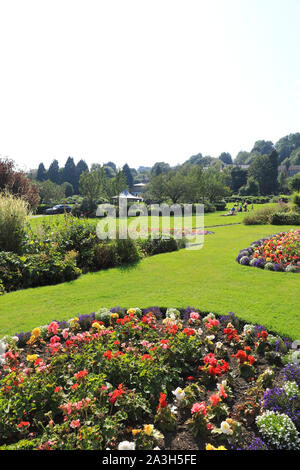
xmin=220 ymin=421 xmax=233 ymax=435
xmin=0 ymin=341 xmax=7 ymax=364
xmin=169 ymin=404 xmax=178 ymax=414
xmin=206 ymin=335 xmax=215 ymax=341
xmin=153 ymin=447 xmax=160 ymax=450
xmin=215 ymin=342 xmax=223 ymax=349
xmin=118 ymin=441 xmax=136 ymax=450
xmin=196 ymin=328 xmax=203 ymax=336
xmin=172 ymin=387 xmax=185 ymax=401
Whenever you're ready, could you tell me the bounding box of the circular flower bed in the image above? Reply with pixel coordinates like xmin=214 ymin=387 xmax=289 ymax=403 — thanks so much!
xmin=0 ymin=307 xmax=299 ymax=450
xmin=236 ymin=229 xmax=300 ymax=272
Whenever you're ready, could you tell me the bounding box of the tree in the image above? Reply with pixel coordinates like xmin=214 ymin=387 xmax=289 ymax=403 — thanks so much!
xmin=47 ymin=159 xmax=60 ymax=184
xmin=289 ymin=173 xmax=300 ymax=192
xmin=248 ymin=151 xmax=278 ymax=195
xmin=219 ymin=152 xmax=233 ymax=165
xmin=278 ymin=170 xmax=289 ymax=194
xmin=230 ymin=167 xmax=248 ymax=193
xmin=62 ymin=157 xmax=77 ymax=187
xmin=275 ymin=133 xmax=300 ymax=164
xmin=79 ymin=168 xmax=107 ymax=204
xmin=289 ymin=148 xmax=300 ymax=166
xmin=151 ymin=162 xmax=170 ymax=176
xmin=75 ymin=159 xmax=89 ymax=193
xmin=234 ymin=151 xmax=251 ymax=165
xmin=106 ymin=170 xmax=127 ymax=198
xmin=37 ymin=163 xmax=47 ymax=182
xmin=37 ymin=180 xmax=66 ymax=204
xmin=122 ymin=164 xmax=134 ymax=190
xmin=61 ymin=181 xmax=74 ymax=198
xmin=239 ymin=177 xmax=260 ymax=196
xmin=251 ymin=140 xmax=274 ymax=156
xmin=0 ymin=158 xmax=40 ymax=209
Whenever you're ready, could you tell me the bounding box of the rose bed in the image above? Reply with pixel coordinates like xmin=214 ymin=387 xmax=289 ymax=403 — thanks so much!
xmin=236 ymin=229 xmax=300 ymax=272
xmin=0 ymin=307 xmax=299 ymax=451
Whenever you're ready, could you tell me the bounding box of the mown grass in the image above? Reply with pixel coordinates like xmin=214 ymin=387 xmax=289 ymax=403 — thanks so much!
xmin=0 ymin=222 xmax=299 ymax=339
xmin=28 ymin=203 xmax=276 ymax=231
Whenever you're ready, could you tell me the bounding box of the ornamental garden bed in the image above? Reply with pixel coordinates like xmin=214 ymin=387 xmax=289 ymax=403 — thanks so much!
xmin=0 ymin=307 xmax=299 ymax=451
xmin=236 ymin=229 xmax=300 ymax=272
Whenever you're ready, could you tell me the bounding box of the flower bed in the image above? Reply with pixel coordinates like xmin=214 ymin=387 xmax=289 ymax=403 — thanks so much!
xmin=0 ymin=307 xmax=299 ymax=450
xmin=236 ymin=229 xmax=300 ymax=272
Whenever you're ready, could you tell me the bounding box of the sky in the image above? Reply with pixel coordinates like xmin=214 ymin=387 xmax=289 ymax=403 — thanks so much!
xmin=0 ymin=0 xmax=300 ymax=172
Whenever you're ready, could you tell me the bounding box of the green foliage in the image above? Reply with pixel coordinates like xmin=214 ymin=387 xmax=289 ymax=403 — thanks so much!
xmin=0 ymin=193 xmax=30 ymax=253
xmin=270 ymin=212 xmax=300 ymax=225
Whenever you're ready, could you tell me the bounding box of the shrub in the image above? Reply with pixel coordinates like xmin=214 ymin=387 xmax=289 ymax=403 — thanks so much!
xmin=270 ymin=212 xmax=300 ymax=225
xmin=92 ymin=241 xmax=119 ymax=270
xmin=137 ymin=236 xmax=179 ymax=256
xmin=243 ymin=206 xmax=277 ymax=225
xmin=115 ymin=238 xmax=140 ymax=265
xmin=214 ymin=200 xmax=227 ymax=211
xmin=256 ymin=411 xmax=300 ymax=449
xmin=0 ymin=252 xmax=24 ymax=292
xmin=0 ymin=193 xmax=30 ymax=253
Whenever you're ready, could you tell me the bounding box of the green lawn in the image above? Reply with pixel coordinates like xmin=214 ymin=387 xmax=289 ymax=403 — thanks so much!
xmin=1 ymin=222 xmax=299 ymax=339
xmin=27 ymin=203 xmax=276 ymax=230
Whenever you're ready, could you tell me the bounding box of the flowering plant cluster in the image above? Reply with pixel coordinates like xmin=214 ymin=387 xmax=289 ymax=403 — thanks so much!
xmin=0 ymin=307 xmax=299 ymax=451
xmin=236 ymin=229 xmax=300 ymax=272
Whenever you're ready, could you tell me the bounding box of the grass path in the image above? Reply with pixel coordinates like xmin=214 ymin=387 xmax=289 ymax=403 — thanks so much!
xmin=0 ymin=223 xmax=299 ymax=339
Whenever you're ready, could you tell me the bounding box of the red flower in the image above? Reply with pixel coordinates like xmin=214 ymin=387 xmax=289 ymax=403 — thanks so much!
xmin=235 ymin=350 xmax=247 ymax=363
xmin=103 ymin=350 xmax=113 ymax=360
xmin=109 ymin=383 xmax=126 ymax=404
xmin=74 ymin=370 xmax=88 ymax=381
xmin=248 ymin=355 xmax=255 ymax=365
xmin=140 ymin=354 xmax=153 ymax=361
xmin=157 ymin=392 xmax=167 ymax=410
xmin=17 ymin=421 xmax=30 ymax=428
xmin=209 ymin=393 xmax=220 ymax=406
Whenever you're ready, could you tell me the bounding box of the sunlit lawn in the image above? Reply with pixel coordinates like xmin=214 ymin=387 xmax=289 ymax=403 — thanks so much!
xmin=1 ymin=221 xmax=299 ymax=339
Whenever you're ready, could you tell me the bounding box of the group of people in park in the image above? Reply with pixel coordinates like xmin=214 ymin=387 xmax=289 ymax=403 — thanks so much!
xmin=226 ymin=201 xmax=253 ymax=216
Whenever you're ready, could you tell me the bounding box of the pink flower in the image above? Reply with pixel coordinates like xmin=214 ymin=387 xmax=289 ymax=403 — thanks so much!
xmin=62 ymin=329 xmax=69 ymax=340
xmin=191 ymin=402 xmax=207 ymax=415
xmin=70 ymin=419 xmax=80 ymax=429
xmin=48 ymin=322 xmax=59 ymax=334
xmin=190 ymin=312 xmax=200 ymax=321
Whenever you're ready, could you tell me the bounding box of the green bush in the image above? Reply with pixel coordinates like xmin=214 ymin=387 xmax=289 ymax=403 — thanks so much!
xmin=270 ymin=212 xmax=300 ymax=225
xmin=137 ymin=236 xmax=179 ymax=256
xmin=0 ymin=250 xmax=81 ymax=292
xmin=243 ymin=206 xmax=277 ymax=225
xmin=92 ymin=241 xmax=119 ymax=269
xmin=0 ymin=252 xmax=24 ymax=292
xmin=115 ymin=238 xmax=140 ymax=265
xmin=0 ymin=193 xmax=30 ymax=253
xmin=214 ymin=200 xmax=227 ymax=211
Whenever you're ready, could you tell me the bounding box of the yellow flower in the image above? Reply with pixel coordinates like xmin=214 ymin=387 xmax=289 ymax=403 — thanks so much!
xmin=127 ymin=308 xmax=136 ymax=315
xmin=206 ymin=444 xmax=227 ymax=450
xmin=32 ymin=328 xmax=41 ymax=338
xmin=143 ymin=424 xmax=154 ymax=436
xmin=111 ymin=313 xmax=119 ymax=319
xmin=27 ymin=354 xmax=38 ymax=362
xmin=27 ymin=335 xmax=36 ymax=345
xmin=132 ymin=429 xmax=141 ymax=436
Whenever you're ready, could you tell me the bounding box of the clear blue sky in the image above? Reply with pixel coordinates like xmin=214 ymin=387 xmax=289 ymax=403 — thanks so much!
xmin=0 ymin=0 xmax=299 ymax=171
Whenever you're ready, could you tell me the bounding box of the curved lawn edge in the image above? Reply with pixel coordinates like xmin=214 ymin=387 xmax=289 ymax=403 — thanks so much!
xmin=1 ymin=224 xmax=299 ymax=339
xmin=236 ymin=229 xmax=300 ymax=273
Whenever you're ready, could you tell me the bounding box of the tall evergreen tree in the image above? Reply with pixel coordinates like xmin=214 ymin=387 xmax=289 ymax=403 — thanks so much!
xmin=62 ymin=157 xmax=76 ymax=187
xmin=47 ymin=159 xmax=60 ymax=184
xmin=36 ymin=163 xmax=47 ymax=181
xmin=75 ymin=159 xmax=89 ymax=193
xmin=122 ymin=163 xmax=134 ymax=190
